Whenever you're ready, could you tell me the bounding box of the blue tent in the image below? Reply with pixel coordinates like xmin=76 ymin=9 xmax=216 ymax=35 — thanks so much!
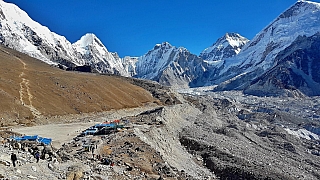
xmin=37 ymin=137 xmax=52 ymax=145
xmin=11 ymin=135 xmax=52 ymax=145
xmin=94 ymin=123 xmax=116 ymax=129
xmin=13 ymin=135 xmax=39 ymax=141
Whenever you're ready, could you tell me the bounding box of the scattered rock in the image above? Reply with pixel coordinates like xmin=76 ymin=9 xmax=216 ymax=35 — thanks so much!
xmin=27 ymin=174 xmax=37 ymax=179
xmin=31 ymin=165 xmax=36 ymax=172
xmin=0 ymin=159 xmax=9 ymax=166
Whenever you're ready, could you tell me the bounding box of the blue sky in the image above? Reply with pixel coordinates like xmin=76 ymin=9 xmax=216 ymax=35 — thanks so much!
xmin=5 ymin=0 xmax=319 ymax=57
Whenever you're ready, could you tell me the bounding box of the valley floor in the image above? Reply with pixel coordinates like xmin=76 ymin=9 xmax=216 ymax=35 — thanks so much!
xmin=0 ymin=91 xmax=319 ymax=179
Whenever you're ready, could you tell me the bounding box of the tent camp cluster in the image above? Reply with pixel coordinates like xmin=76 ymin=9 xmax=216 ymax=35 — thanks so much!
xmin=79 ymin=119 xmax=126 ymax=137
xmin=75 ymin=119 xmax=128 ymax=156
xmin=5 ymin=119 xmax=128 ymax=163
xmin=6 ymin=135 xmax=54 ymax=163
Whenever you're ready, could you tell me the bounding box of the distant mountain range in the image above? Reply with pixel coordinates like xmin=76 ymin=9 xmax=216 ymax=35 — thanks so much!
xmin=1 ymin=0 xmax=320 ymax=97
xmin=208 ymin=1 xmax=320 ymax=97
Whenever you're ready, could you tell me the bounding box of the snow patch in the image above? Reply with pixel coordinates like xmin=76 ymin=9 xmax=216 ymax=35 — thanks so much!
xmin=284 ymin=128 xmax=319 ymax=140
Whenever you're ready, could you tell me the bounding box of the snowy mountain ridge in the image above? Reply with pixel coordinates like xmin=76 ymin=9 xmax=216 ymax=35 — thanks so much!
xmin=135 ymin=42 xmax=206 ymax=88
xmin=243 ymin=32 xmax=320 ymax=97
xmin=72 ymin=33 xmax=128 ymax=75
xmin=199 ymin=0 xmax=320 ymax=97
xmin=135 ymin=42 xmax=175 ymax=80
xmin=0 ymin=1 xmax=129 ymax=76
xmin=0 ymin=0 xmax=73 ymax=65
xmin=223 ymin=0 xmax=320 ymax=72
xmin=123 ymin=0 xmax=320 ymax=94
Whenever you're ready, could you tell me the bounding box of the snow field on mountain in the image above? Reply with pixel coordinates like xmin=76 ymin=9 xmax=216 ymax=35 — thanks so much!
xmin=0 ymin=1 xmax=75 ymax=62
xmin=0 ymin=1 xmax=130 ymax=75
xmin=285 ymin=128 xmax=319 ymax=140
xmin=223 ymin=1 xmax=320 ymax=73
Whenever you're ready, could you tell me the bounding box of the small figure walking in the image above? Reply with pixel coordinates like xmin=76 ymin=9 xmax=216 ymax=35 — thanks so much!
xmin=11 ymin=153 xmax=17 ymax=167
xmin=35 ymin=151 xmax=40 ymax=163
xmin=92 ymin=146 xmax=95 ymax=159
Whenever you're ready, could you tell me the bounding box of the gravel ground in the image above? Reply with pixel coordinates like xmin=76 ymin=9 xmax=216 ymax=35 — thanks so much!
xmin=180 ymin=93 xmax=320 ymax=179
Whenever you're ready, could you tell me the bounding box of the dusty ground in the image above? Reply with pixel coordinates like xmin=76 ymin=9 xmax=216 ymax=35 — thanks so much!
xmin=11 ymin=106 xmax=160 ymax=149
xmin=12 ymin=122 xmax=96 ymax=148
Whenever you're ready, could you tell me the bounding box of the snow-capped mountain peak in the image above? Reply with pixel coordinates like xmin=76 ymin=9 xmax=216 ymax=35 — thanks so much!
xmin=207 ymin=0 xmax=320 ymax=96
xmin=73 ymin=33 xmax=108 ymax=55
xmin=135 ymin=42 xmax=205 ymax=87
xmin=153 ymin=42 xmax=173 ymax=50
xmin=227 ymin=0 xmax=320 ymax=71
xmin=224 ymin=33 xmax=248 ymax=50
xmin=74 ymin=33 xmax=103 ymax=48
xmin=200 ymin=32 xmax=249 ymax=61
xmin=71 ymin=33 xmax=129 ymax=76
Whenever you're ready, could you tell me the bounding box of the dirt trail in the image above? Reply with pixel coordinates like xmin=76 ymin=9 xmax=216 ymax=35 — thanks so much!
xmin=134 ymin=104 xmax=215 ymax=179
xmin=17 ymin=57 xmax=41 ymax=118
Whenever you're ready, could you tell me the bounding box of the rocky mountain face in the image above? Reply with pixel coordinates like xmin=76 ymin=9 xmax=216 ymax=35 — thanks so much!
xmin=0 ymin=1 xmax=129 ymax=76
xmin=135 ymin=42 xmax=206 ymax=88
xmin=206 ymin=1 xmax=320 ymax=97
xmin=244 ymin=33 xmax=320 ymax=97
xmin=199 ymin=33 xmax=249 ymax=61
xmin=122 ymin=56 xmax=139 ymax=77
xmin=185 ymin=33 xmax=249 ymax=88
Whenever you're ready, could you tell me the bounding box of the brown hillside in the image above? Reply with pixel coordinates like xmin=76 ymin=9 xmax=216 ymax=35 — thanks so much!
xmin=0 ymin=46 xmax=157 ymax=126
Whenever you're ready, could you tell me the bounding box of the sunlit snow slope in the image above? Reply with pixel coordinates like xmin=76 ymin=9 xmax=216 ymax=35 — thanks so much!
xmin=0 ymin=1 xmax=129 ymax=76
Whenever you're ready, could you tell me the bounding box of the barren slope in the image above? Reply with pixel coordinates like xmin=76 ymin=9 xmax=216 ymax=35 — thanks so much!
xmin=0 ymin=46 xmax=157 ymax=126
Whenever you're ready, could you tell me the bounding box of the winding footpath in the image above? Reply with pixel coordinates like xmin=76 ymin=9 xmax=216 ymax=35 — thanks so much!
xmin=17 ymin=57 xmax=41 ymax=118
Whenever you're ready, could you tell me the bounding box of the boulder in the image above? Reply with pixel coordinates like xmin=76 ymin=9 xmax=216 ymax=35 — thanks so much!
xmin=66 ymin=165 xmax=84 ymax=180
